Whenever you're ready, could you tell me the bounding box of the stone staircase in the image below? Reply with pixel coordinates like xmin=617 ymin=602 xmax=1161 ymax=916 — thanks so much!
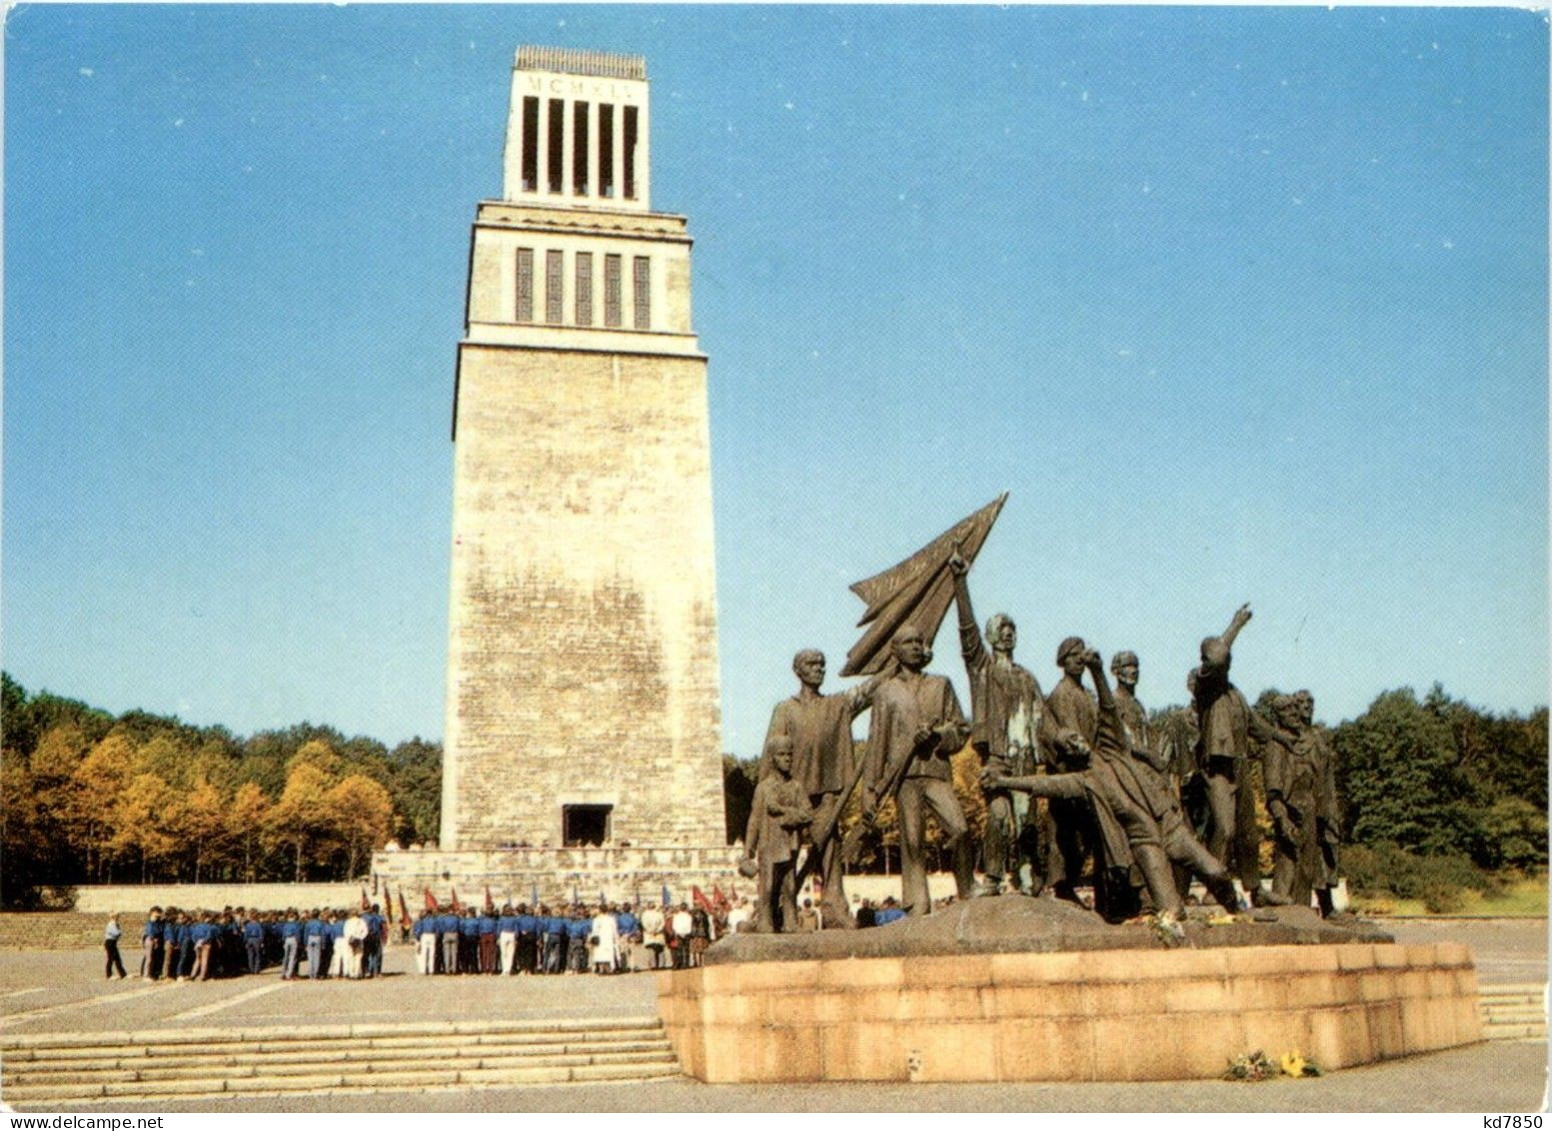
xmin=0 ymin=1016 xmax=682 ymax=1106
xmin=1477 ymin=983 xmax=1547 ymax=1043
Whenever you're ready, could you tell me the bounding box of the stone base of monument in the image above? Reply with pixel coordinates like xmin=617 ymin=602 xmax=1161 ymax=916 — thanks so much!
xmin=655 ymin=895 xmax=1482 ymax=1083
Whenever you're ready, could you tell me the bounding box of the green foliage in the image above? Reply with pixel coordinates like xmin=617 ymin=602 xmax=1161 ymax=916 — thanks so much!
xmin=1334 ymin=687 xmax=1480 ymax=859
xmin=1341 ymin=842 xmax=1501 ymax=914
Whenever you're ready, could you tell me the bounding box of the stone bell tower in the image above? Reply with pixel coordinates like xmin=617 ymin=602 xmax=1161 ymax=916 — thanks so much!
xmin=439 ymin=47 xmax=726 ymax=855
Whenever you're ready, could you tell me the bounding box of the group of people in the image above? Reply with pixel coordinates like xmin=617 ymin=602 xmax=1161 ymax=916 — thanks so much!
xmin=126 ymin=904 xmax=394 ymax=981
xmin=408 ymin=898 xmax=761 ymax=975
xmin=746 ymin=548 xmax=1342 ymax=930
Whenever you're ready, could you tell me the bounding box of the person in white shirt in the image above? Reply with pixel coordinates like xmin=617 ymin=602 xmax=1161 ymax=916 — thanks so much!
xmin=670 ymin=905 xmax=694 ymax=970
xmin=589 ymin=906 xmax=619 ymax=975
xmin=343 ymin=911 xmax=369 ymax=978
xmin=640 ymin=903 xmax=666 ymax=970
xmin=725 ymin=899 xmax=752 ymax=935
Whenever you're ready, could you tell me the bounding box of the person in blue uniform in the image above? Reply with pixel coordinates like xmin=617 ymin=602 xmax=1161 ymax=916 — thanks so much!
xmin=243 ymin=911 xmax=264 ymax=975
xmin=279 ymin=909 xmax=302 ymax=979
xmin=614 ymin=904 xmax=639 ymax=973
xmin=140 ymin=907 xmax=164 ymax=980
xmin=304 ymin=909 xmax=326 ymax=980
xmin=566 ymin=909 xmax=590 ymax=975
xmin=541 ymin=907 xmax=566 ymax=974
xmin=363 ymin=904 xmax=383 ymax=978
xmin=515 ymin=905 xmax=539 ymax=975
xmin=173 ymin=912 xmax=196 ymax=980
xmin=438 ymin=906 xmax=459 ymax=975
xmin=497 ymin=905 xmax=518 ymax=975
xmin=456 ymin=909 xmax=479 ymax=974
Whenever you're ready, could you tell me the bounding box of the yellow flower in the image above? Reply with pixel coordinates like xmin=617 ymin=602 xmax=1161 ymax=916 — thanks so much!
xmin=1280 ymin=1050 xmax=1307 ymax=1077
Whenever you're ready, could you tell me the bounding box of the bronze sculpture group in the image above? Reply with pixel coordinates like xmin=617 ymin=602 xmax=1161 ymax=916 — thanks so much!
xmin=742 ymin=502 xmax=1342 ymax=932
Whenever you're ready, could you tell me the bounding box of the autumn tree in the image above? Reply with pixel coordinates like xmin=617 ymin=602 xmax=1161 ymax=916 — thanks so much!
xmin=63 ymin=731 xmax=138 ymax=881
xmin=327 ymin=774 xmax=395 ymax=878
xmin=111 ymin=773 xmax=178 ymax=883
xmin=226 ymin=782 xmax=270 ymax=882
xmin=177 ymin=777 xmax=231 ymax=883
xmin=263 ymin=762 xmax=337 ymax=882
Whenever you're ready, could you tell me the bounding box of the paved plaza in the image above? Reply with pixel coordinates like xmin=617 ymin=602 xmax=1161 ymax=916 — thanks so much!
xmin=1 ymin=918 xmax=1544 ymax=1112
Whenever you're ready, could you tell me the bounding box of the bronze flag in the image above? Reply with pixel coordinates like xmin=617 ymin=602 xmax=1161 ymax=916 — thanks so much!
xmin=840 ymin=493 xmax=1008 ymax=677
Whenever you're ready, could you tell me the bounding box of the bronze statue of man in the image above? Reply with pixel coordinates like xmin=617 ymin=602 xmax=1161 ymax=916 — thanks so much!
xmin=1259 ymin=694 xmax=1324 ymax=909
xmin=743 ymin=735 xmax=813 ymax=933
xmin=1043 ymin=636 xmax=1101 ymax=906
xmin=863 ymin=624 xmax=973 ymax=916
xmin=759 ymin=650 xmax=884 ymax=928
xmin=1190 ymin=604 xmax=1262 ymax=874
xmin=1111 ymin=651 xmax=1157 ymax=765
xmin=948 ymin=553 xmax=1050 ymax=895
xmin=1295 ymin=689 xmax=1342 ymax=915
xmin=985 ymin=647 xmax=1241 ymax=919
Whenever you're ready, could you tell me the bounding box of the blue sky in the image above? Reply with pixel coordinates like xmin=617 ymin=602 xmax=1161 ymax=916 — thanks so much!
xmin=6 ymin=5 xmax=1547 ymax=758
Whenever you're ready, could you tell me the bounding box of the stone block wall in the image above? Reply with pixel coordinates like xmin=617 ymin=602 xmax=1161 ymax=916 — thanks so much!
xmin=657 ymin=942 xmax=1483 ymax=1083
xmin=374 ymin=846 xmax=742 ymax=907
xmin=442 ymin=342 xmax=724 ymax=852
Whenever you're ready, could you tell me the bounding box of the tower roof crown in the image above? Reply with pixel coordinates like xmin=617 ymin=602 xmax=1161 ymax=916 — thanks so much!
xmin=515 ymin=46 xmax=646 ymax=80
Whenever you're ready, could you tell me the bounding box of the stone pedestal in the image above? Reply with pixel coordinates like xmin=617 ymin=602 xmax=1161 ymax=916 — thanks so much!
xmin=656 ymin=897 xmax=1483 ymax=1083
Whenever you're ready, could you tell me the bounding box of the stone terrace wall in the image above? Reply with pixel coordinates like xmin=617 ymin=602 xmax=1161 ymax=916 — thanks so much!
xmin=374 ymin=846 xmax=742 ymax=906
xmin=658 ymin=942 xmax=1483 ymax=1083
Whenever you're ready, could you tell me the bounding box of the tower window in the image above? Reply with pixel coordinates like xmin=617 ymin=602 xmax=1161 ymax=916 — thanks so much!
xmin=632 ymin=256 xmax=651 ymax=329
xmin=562 ymin=804 xmax=611 ymax=848
xmin=573 ymin=102 xmax=590 ymax=195
xmin=598 ymin=104 xmax=615 ymax=199
xmin=521 ymin=97 xmax=539 ymax=192
xmin=515 ymin=248 xmax=534 ymax=323
xmin=575 ymin=252 xmax=594 ymax=326
xmin=546 ymin=99 xmax=564 ymax=194
xmin=545 ymin=250 xmax=564 ymax=324
xmin=623 ymin=105 xmax=639 ymax=200
xmin=604 ymin=254 xmax=623 ymax=327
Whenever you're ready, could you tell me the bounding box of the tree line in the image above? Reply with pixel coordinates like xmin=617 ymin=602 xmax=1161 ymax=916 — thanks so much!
xmin=5 ymin=672 xmax=1543 ymax=910
xmin=2 ymin=672 xmax=441 ymax=908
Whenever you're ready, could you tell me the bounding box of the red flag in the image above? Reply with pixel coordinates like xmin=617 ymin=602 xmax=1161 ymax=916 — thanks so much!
xmin=423 ymin=887 xmax=438 ymax=913
xmin=450 ymin=887 xmax=463 ymax=913
xmin=692 ymin=886 xmax=714 ymax=912
xmin=360 ymin=886 xmax=371 ymax=911
xmin=484 ymin=885 xmax=495 ymax=913
xmin=712 ymin=885 xmax=730 ymax=913
xmin=399 ymin=889 xmax=411 ymax=928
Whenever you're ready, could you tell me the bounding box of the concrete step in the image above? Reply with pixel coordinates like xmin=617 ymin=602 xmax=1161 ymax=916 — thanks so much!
xmin=8 ymin=1038 xmax=673 ymax=1075
xmin=1 ymin=1014 xmax=664 ymax=1050
xmin=8 ymin=1047 xmax=678 ymax=1085
xmin=3 ymin=1059 xmax=683 ymax=1104
xmin=0 ymin=1017 xmax=683 ymax=1106
xmin=5 ymin=1028 xmax=667 ymax=1063
xmin=1476 ymin=982 xmax=1546 ymax=1043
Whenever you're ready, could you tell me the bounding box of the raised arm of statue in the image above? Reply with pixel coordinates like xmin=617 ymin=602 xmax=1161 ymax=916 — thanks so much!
xmin=1220 ymin=603 xmax=1253 ymax=652
xmin=847 ymin=657 xmax=897 ymax=720
xmin=1085 ymin=649 xmax=1115 ymax=712
xmin=949 ymin=552 xmax=986 ymax=675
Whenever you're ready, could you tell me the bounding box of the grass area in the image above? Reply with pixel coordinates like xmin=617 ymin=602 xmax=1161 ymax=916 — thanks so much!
xmin=1351 ymin=876 xmax=1548 ymax=919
